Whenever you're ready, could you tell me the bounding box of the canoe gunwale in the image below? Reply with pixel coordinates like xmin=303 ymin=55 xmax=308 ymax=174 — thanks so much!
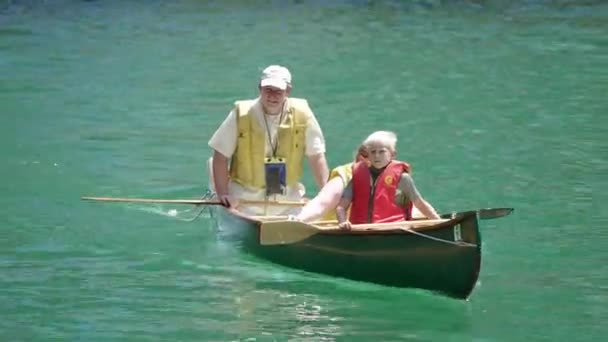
xmin=226 ymin=207 xmax=478 ymax=237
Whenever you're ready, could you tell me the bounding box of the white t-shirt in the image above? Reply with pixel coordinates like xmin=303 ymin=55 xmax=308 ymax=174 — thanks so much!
xmin=207 ymin=98 xmax=326 ymax=215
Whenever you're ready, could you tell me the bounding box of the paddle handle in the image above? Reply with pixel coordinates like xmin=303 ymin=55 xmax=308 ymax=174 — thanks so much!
xmin=81 ymin=197 xmax=222 ymax=205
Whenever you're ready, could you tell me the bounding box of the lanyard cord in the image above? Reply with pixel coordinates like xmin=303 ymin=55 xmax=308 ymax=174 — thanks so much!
xmin=262 ymin=104 xmax=285 ymax=158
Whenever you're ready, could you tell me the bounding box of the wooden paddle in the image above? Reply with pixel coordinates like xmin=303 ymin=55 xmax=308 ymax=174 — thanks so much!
xmin=440 ymin=207 xmax=514 ymax=220
xmin=259 ymin=219 xmax=450 ymax=246
xmin=80 ymin=196 xmax=306 ymax=206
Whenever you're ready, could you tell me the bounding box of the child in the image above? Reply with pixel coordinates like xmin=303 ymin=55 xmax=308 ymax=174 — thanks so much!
xmin=336 ymin=131 xmax=440 ymax=230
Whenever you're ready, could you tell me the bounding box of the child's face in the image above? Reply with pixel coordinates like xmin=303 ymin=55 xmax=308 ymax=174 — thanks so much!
xmin=367 ymin=144 xmax=393 ymax=169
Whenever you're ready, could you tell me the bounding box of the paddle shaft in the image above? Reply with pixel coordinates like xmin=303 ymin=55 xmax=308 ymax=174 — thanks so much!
xmin=82 ymin=197 xmax=512 ymax=220
xmin=81 ymin=196 xmax=306 ymax=206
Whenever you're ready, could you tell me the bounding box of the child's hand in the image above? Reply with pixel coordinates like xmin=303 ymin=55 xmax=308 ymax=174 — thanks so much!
xmin=338 ymin=221 xmax=352 ymax=230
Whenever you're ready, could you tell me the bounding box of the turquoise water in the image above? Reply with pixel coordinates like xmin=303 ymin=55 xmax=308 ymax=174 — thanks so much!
xmin=1 ymin=1 xmax=607 ymax=340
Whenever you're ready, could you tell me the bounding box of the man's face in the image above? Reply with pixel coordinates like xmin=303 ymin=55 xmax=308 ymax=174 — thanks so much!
xmin=259 ymin=85 xmax=290 ymax=114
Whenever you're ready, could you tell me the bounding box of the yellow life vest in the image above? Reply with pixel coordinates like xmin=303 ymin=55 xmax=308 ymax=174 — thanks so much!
xmin=229 ymin=98 xmax=309 ymax=189
xmin=320 ymin=162 xmax=354 ymax=221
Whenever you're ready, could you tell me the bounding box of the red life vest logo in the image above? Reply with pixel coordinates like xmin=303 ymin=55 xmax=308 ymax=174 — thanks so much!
xmin=384 ymin=175 xmax=394 ymax=186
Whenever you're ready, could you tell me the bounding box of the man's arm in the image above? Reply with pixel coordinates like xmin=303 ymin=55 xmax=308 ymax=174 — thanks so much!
xmin=307 ymin=153 xmax=329 ymax=190
xmin=303 ymin=110 xmax=328 ymax=190
xmin=208 ymin=109 xmax=238 ymax=206
xmin=212 ymin=150 xmax=230 ymax=197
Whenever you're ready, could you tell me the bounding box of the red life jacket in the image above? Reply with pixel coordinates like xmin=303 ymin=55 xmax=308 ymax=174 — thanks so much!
xmin=348 ymin=160 xmax=413 ymax=224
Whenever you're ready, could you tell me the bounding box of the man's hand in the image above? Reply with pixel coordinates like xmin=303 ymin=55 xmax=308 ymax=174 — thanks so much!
xmin=218 ymin=194 xmax=237 ymax=208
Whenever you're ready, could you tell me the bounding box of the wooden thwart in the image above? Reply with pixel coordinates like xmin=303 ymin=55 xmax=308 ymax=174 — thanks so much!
xmin=259 ymin=219 xmax=451 ymax=246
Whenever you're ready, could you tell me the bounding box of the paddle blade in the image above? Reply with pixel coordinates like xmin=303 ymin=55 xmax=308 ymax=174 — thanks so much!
xmin=259 ymin=220 xmax=319 ymax=246
xmin=440 ymin=208 xmax=514 ymax=220
xmin=478 ymin=207 xmax=514 ymax=220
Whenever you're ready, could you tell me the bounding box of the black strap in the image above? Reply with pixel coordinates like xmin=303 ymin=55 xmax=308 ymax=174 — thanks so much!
xmin=262 ymin=106 xmax=285 ymax=158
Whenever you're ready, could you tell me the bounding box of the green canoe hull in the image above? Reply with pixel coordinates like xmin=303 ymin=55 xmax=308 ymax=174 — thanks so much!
xmin=211 ymin=207 xmax=482 ymax=299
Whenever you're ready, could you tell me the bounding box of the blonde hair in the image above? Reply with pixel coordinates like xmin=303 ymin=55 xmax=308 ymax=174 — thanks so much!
xmin=363 ymin=131 xmax=397 ymax=151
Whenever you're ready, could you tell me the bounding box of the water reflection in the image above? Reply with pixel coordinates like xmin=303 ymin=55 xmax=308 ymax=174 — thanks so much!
xmin=214 ymin=270 xmax=474 ymax=340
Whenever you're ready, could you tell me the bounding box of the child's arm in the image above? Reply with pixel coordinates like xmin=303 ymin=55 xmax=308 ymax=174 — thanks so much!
xmin=336 ymin=179 xmax=354 ymax=230
xmin=412 ymin=197 xmax=440 ymax=220
xmin=399 ymin=173 xmax=440 ymax=219
xmin=336 ymin=197 xmax=352 ymax=230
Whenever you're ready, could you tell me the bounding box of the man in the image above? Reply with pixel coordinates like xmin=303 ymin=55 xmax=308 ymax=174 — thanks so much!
xmin=208 ymin=65 xmax=329 ymax=214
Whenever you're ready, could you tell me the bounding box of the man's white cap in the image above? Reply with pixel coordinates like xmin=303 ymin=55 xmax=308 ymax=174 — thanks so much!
xmin=260 ymin=65 xmax=292 ymax=90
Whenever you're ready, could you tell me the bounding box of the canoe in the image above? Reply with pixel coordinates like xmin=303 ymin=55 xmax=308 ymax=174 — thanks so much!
xmin=80 ymin=195 xmax=511 ymax=299
xmin=210 ymin=205 xmax=490 ymax=300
